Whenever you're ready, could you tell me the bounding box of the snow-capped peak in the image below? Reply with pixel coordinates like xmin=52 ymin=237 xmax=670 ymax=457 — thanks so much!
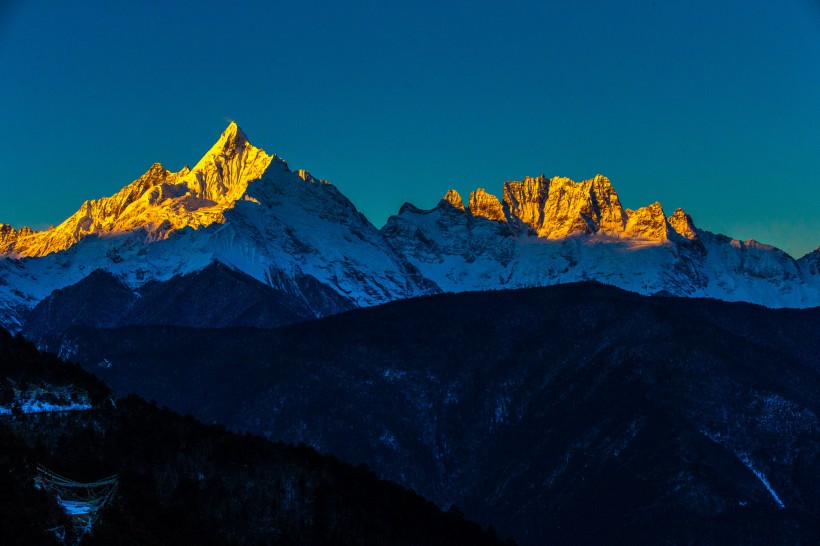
xmin=223 ymin=120 xmax=247 ymax=142
xmin=194 ymin=122 xmax=249 ymax=168
xmin=0 ymin=122 xmax=276 ymax=258
xmin=184 ymin=121 xmax=273 ymax=203
xmin=0 ymin=122 xmax=439 ymax=332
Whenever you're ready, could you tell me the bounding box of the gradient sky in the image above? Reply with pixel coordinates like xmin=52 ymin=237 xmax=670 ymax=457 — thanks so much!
xmin=1 ymin=0 xmax=818 ymax=257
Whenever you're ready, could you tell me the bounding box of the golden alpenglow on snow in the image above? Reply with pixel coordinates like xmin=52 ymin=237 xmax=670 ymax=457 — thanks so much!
xmin=0 ymin=123 xmax=272 ymax=258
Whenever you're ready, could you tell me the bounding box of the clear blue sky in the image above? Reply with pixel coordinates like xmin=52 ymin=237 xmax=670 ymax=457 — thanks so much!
xmin=1 ymin=0 xmax=818 ymax=257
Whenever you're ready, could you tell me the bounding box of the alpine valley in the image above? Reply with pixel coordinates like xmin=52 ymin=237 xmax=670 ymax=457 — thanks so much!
xmin=2 ymin=123 xmax=820 ymax=545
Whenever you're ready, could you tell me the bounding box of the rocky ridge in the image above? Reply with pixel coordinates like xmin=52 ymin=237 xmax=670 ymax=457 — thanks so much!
xmin=382 ymin=178 xmax=818 ymax=306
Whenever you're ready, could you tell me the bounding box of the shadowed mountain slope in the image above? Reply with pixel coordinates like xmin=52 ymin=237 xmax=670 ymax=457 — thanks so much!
xmin=0 ymin=329 xmax=506 ymax=546
xmin=22 ymin=262 xmax=350 ymax=349
xmin=59 ymin=283 xmax=820 ymax=545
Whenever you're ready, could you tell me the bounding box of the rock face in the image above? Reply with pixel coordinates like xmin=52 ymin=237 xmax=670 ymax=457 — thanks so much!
xmin=503 ymin=175 xmax=548 ymax=233
xmin=499 ymin=174 xmax=629 ymax=238
xmin=624 ymin=202 xmax=668 ymax=240
xmin=468 ymin=188 xmax=505 ymax=221
xmin=0 ymin=121 xmax=819 ymax=334
xmin=668 ymin=207 xmax=698 ymax=240
xmin=440 ymin=189 xmax=465 ymax=211
xmin=0 ymin=224 xmax=34 ymax=250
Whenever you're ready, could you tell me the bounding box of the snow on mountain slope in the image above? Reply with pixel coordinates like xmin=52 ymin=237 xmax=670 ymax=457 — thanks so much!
xmin=0 ymin=124 xmax=436 ymax=332
xmin=0 ymin=123 xmax=818 ymax=334
xmin=208 ymin=159 xmax=438 ymax=306
xmin=382 ymin=183 xmax=820 ymax=307
xmin=0 ymin=123 xmax=273 ymax=258
xmin=798 ymin=247 xmax=820 ymax=276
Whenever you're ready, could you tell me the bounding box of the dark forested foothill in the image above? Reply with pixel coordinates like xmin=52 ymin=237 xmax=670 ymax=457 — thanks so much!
xmin=58 ymin=282 xmax=820 ymax=545
xmin=0 ymin=329 xmax=508 ymax=546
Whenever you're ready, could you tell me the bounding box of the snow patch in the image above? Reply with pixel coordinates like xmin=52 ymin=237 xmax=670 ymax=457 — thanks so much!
xmin=738 ymin=452 xmax=785 ymax=509
xmin=0 ymin=400 xmax=92 ymax=415
xmin=59 ymin=499 xmax=95 ymax=516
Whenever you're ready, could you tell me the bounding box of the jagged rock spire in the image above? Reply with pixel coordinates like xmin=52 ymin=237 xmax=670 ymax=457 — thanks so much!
xmin=624 ymin=202 xmax=668 ymax=240
xmin=667 ymin=208 xmax=698 ymax=240
xmin=469 ymin=189 xmax=505 ymax=221
xmin=438 ymin=190 xmax=465 ymax=211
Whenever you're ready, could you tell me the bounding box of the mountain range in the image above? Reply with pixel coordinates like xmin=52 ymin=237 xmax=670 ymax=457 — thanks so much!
xmin=2 ymin=122 xmax=820 ymax=545
xmin=1 ymin=122 xmax=819 ymax=339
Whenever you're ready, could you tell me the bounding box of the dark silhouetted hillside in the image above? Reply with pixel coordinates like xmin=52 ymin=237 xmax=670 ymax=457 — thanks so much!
xmin=0 ymin=329 xmax=507 ymax=546
xmin=61 ymin=283 xmax=820 ymax=545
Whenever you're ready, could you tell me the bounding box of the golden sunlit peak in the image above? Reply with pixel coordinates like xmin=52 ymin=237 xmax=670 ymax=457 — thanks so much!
xmin=218 ymin=120 xmax=248 ymax=144
xmin=468 ymin=188 xmax=505 ymax=221
xmin=0 ymin=121 xmax=275 ymax=258
xmin=439 ymin=189 xmax=465 ymax=211
xmin=667 ymin=208 xmax=698 ymax=240
xmin=591 ymin=174 xmax=614 ymax=187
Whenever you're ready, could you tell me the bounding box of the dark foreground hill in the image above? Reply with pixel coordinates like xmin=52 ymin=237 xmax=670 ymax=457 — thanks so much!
xmin=0 ymin=329 xmax=507 ymax=546
xmin=61 ymin=282 xmax=820 ymax=545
